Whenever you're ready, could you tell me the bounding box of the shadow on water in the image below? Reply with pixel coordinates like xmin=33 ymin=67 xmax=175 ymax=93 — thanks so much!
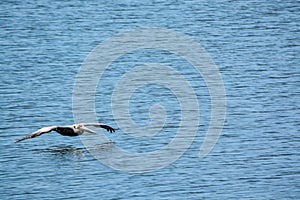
xmin=32 ymin=142 xmax=116 ymax=161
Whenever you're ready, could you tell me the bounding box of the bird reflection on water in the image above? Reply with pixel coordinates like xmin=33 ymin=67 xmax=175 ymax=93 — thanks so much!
xmin=38 ymin=142 xmax=116 ymax=161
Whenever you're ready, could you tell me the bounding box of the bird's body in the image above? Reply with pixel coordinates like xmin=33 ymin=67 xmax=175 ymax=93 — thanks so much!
xmin=15 ymin=123 xmax=116 ymax=143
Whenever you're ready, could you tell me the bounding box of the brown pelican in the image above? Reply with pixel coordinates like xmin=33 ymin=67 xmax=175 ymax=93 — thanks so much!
xmin=15 ymin=123 xmax=116 ymax=143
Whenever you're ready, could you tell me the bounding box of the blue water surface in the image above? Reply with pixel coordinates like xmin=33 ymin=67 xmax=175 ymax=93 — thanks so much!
xmin=1 ymin=0 xmax=299 ymax=199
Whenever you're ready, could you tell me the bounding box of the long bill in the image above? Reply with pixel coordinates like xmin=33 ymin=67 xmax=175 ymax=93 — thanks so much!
xmin=80 ymin=126 xmax=96 ymax=134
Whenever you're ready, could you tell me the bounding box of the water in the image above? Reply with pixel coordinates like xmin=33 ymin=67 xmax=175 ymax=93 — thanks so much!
xmin=1 ymin=0 xmax=299 ymax=199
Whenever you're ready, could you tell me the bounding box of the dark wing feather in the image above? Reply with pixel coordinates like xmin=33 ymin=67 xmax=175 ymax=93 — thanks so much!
xmin=15 ymin=126 xmax=57 ymax=143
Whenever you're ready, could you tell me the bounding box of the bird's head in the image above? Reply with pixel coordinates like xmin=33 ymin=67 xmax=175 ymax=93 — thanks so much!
xmin=74 ymin=124 xmax=82 ymax=129
xmin=75 ymin=124 xmax=96 ymax=134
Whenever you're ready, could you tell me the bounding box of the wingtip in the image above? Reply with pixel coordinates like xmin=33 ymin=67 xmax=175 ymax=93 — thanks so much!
xmin=109 ymin=127 xmax=118 ymax=133
xmin=15 ymin=137 xmax=26 ymax=143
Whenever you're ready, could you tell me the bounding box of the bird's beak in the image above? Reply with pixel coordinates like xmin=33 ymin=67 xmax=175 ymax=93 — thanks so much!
xmin=80 ymin=126 xmax=96 ymax=134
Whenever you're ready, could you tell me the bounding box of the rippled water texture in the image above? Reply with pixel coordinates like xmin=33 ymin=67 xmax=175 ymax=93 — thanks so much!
xmin=1 ymin=0 xmax=299 ymax=199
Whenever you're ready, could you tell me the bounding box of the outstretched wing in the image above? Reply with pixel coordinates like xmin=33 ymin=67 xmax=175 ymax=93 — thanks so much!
xmin=80 ymin=123 xmax=116 ymax=133
xmin=15 ymin=126 xmax=57 ymax=143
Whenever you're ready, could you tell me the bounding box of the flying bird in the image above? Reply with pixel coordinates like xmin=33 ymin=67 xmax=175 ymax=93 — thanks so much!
xmin=15 ymin=123 xmax=116 ymax=143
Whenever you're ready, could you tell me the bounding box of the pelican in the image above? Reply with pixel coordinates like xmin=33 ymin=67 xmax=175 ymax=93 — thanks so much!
xmin=15 ymin=123 xmax=116 ymax=143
